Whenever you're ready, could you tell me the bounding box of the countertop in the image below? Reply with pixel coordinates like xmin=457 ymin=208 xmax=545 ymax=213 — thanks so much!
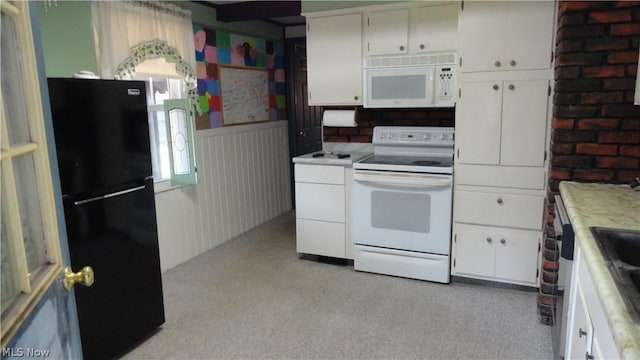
xmin=559 ymin=181 xmax=640 ymax=359
xmin=292 ymin=151 xmax=372 ymax=166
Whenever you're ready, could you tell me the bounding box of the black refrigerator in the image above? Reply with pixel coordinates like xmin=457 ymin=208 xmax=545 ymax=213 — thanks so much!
xmin=47 ymin=78 xmax=165 ymax=360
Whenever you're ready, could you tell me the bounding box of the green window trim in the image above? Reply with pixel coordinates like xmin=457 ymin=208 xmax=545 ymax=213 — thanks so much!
xmin=163 ymin=99 xmax=197 ymax=186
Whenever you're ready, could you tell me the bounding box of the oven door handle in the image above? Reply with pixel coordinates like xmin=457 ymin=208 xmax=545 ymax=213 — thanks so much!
xmin=353 ymin=172 xmax=451 ymax=189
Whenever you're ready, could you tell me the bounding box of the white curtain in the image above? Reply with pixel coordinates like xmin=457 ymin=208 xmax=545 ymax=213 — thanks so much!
xmin=91 ymin=1 xmax=196 ymax=80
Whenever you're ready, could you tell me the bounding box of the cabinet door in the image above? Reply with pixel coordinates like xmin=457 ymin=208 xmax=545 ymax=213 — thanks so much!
xmin=365 ymin=9 xmax=409 ymax=56
xmin=567 ymin=280 xmax=594 ymax=360
xmin=456 ymin=81 xmax=503 ymax=165
xmin=410 ymin=4 xmax=458 ymax=53
xmin=307 ymin=13 xmax=363 ymax=105
xmin=460 ymin=1 xmax=507 ymax=72
xmin=494 ymin=230 xmax=540 ymax=285
xmin=504 ymin=1 xmax=555 ymax=71
xmin=500 ymin=80 xmax=549 ymax=167
xmin=452 ymin=224 xmax=495 ymax=278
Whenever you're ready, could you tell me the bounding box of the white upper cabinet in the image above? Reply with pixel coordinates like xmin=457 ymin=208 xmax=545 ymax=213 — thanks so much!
xmin=365 ymin=9 xmax=409 ymax=56
xmin=410 ymin=4 xmax=459 ymax=53
xmin=364 ymin=3 xmax=458 ymax=56
xmin=456 ymin=79 xmax=549 ymax=167
xmin=306 ymin=13 xmax=363 ymax=105
xmin=460 ymin=1 xmax=555 ymax=73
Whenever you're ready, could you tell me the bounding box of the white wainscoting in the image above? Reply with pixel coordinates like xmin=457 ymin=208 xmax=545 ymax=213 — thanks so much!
xmin=154 ymin=121 xmax=292 ymax=272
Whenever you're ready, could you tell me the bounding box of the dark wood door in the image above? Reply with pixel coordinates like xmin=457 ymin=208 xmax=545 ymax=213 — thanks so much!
xmin=287 ymin=38 xmax=322 ymax=157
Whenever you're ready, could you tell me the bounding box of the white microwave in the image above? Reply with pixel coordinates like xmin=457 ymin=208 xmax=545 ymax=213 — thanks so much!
xmin=363 ymin=53 xmax=457 ymax=108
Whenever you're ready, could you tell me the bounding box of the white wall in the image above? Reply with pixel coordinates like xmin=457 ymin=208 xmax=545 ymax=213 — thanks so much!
xmin=154 ymin=121 xmax=292 ymax=272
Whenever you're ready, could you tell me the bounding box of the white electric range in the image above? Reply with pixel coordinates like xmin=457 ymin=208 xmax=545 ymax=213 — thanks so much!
xmin=352 ymin=126 xmax=454 ymax=283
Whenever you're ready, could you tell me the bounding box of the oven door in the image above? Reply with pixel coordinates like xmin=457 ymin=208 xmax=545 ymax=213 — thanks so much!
xmin=352 ymin=170 xmax=452 ymax=254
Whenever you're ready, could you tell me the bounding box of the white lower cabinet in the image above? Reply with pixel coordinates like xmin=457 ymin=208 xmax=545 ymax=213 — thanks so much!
xmin=294 ymin=164 xmax=353 ymax=259
xmin=452 ymin=223 xmax=540 ymax=286
xmin=565 ymin=245 xmax=619 ymax=360
xmin=568 ymin=277 xmax=594 ymax=360
xmin=452 ymin=188 xmax=543 ymax=286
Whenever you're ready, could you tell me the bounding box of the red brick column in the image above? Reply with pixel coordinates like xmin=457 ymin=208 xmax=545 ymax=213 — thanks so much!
xmin=539 ymin=0 xmax=640 ymax=325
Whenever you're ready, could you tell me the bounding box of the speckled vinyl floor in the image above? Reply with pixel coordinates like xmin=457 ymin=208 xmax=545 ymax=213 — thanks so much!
xmin=121 ymin=211 xmax=553 ymax=360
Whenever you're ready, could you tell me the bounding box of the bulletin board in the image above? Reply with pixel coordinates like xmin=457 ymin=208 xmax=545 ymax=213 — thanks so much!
xmin=219 ymin=66 xmax=269 ymax=125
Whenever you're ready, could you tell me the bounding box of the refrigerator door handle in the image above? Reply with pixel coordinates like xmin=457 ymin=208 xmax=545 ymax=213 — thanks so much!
xmin=74 ymin=185 xmax=146 ymax=206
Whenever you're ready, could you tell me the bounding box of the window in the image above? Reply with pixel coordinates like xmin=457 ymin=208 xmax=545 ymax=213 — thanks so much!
xmin=1 ymin=1 xmax=64 ymax=346
xmin=90 ymin=1 xmax=198 ymax=189
xmin=136 ymin=67 xmax=197 ymax=188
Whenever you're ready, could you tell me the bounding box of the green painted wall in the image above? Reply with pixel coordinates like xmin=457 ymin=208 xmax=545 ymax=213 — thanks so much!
xmin=37 ymin=1 xmax=97 ymax=77
xmin=174 ymin=1 xmax=283 ymax=40
xmin=36 ymin=1 xmax=282 ymax=77
xmin=301 ymin=0 xmax=398 ymax=13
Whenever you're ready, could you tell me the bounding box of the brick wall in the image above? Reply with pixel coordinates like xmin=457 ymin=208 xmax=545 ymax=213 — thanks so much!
xmin=323 ymin=108 xmax=455 ymax=142
xmin=539 ymin=0 xmax=640 ymax=325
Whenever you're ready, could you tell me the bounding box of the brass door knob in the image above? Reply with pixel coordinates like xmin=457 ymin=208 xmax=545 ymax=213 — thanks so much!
xmin=63 ymin=266 xmax=94 ymax=292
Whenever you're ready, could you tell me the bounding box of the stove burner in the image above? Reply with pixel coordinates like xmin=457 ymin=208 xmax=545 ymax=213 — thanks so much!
xmin=413 ymin=160 xmax=441 ymax=166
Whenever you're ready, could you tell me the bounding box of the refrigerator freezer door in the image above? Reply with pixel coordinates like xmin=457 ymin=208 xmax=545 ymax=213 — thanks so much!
xmin=63 ymin=178 xmax=164 ymax=360
xmin=47 ymin=78 xmax=152 ymax=195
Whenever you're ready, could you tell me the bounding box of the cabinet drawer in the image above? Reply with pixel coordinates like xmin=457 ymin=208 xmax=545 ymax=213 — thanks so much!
xmin=295 ymin=183 xmax=345 ymax=222
xmin=295 ymin=164 xmax=345 ymax=184
xmin=296 ymin=219 xmax=346 ymax=258
xmin=454 ymin=164 xmax=546 ymax=190
xmin=454 ymin=190 xmax=544 ymax=230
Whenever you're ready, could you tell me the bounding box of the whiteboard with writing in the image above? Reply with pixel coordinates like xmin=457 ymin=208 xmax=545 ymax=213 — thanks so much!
xmin=219 ymin=66 xmax=269 ymax=125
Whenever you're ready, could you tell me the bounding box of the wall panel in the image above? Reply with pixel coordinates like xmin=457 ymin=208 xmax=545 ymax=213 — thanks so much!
xmin=155 ymin=121 xmax=292 ymax=271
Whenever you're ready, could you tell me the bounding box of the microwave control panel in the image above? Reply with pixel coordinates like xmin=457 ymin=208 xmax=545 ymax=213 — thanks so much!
xmin=435 ymin=65 xmax=457 ymax=107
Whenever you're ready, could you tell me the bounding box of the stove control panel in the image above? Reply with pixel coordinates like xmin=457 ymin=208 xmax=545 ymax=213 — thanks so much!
xmin=374 ymin=126 xmax=454 ymax=146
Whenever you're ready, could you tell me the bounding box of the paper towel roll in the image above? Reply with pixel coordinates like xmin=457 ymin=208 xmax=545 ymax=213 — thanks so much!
xmin=322 ymin=110 xmax=357 ymax=127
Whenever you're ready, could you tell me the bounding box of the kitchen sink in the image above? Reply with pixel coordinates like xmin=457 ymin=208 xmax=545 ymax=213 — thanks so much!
xmin=590 ymin=227 xmax=640 ymax=322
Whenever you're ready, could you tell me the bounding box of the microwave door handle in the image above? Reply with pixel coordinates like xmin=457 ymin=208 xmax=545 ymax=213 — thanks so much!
xmin=353 ymin=173 xmax=451 ymax=189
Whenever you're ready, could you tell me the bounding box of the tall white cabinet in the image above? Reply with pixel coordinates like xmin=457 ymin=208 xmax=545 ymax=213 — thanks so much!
xmin=451 ymin=0 xmax=556 ymax=287
xmin=459 ymin=1 xmax=556 ymax=73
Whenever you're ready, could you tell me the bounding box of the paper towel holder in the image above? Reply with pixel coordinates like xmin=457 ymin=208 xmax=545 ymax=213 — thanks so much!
xmin=322 ymin=107 xmax=358 ymax=128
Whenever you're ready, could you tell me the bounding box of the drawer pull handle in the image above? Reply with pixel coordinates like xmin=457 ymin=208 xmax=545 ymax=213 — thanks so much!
xmin=500 ymin=239 xmax=506 ymax=245
xmin=497 ymin=198 xmax=503 ymax=205
xmin=486 ymin=237 xmax=493 ymax=244
xmin=494 ymin=60 xmax=501 ymax=67
xmin=493 ymin=84 xmax=499 ymax=91
xmin=579 ymin=328 xmax=587 ymax=338
xmin=510 ymin=60 xmax=516 ymax=66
